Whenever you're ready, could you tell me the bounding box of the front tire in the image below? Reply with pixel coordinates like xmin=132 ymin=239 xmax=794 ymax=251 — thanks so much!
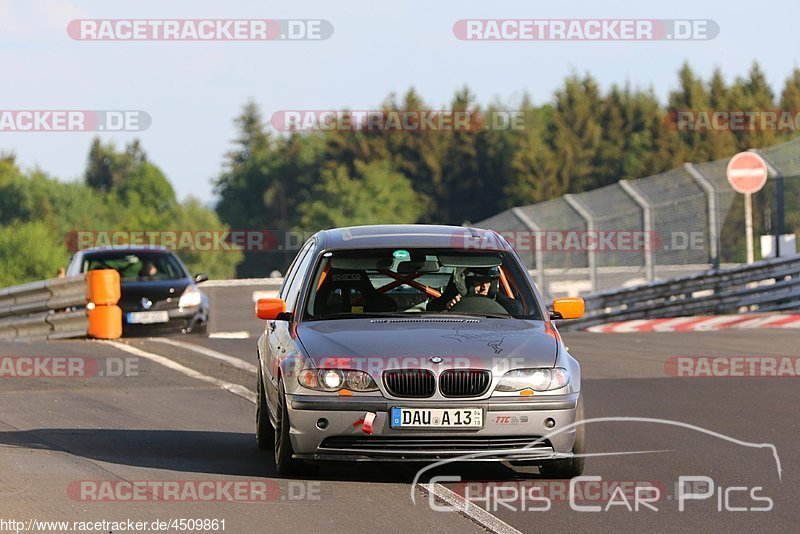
xmin=256 ymin=365 xmax=274 ymax=450
xmin=274 ymin=378 xmax=302 ymax=475
xmin=539 ymin=397 xmax=585 ymax=479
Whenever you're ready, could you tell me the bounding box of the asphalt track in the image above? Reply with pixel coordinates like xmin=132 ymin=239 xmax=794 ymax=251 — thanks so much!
xmin=1 ymin=296 xmax=797 ymax=532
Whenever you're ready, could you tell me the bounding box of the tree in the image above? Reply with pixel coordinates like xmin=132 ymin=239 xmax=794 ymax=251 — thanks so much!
xmin=84 ymin=138 xmax=149 ymax=192
xmin=440 ymin=88 xmax=483 ymax=224
xmin=172 ymin=197 xmax=243 ymax=280
xmin=116 ymin=162 xmax=177 ymax=212
xmin=728 ymin=62 xmax=777 ymax=150
xmin=299 ymin=160 xmax=423 ymax=230
xmin=667 ymin=62 xmax=711 ymax=161
xmin=537 ymin=74 xmax=604 ymax=194
xmin=779 ymin=68 xmax=800 ymax=112
xmin=0 ymin=222 xmax=70 ymax=286
xmin=383 ymin=88 xmax=445 ymax=222
xmin=703 ymin=68 xmax=739 ymax=159
xmin=0 ymin=158 xmax=32 ymax=225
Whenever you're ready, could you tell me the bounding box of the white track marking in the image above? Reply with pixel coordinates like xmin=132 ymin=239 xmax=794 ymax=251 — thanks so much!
xmin=145 ymin=337 xmax=258 ymax=374
xmin=611 ymin=319 xmax=650 ymax=333
xmin=588 ymin=314 xmax=800 ymax=333
xmin=113 ymin=339 xmax=519 ymax=534
xmin=650 ymin=317 xmax=702 ymax=332
xmin=420 ymin=482 xmax=522 ymax=534
xmin=101 ymin=340 xmax=256 ymax=403
xmin=734 ymin=315 xmax=789 ymax=329
xmin=209 ymin=331 xmax=251 ymax=339
xmin=252 ymin=290 xmax=279 ymax=301
xmin=690 ymin=316 xmax=742 ymax=331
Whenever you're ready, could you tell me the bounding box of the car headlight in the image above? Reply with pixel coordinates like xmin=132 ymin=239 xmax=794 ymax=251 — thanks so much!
xmin=297 ymin=369 xmax=378 ymax=392
xmin=320 ymin=369 xmax=343 ymax=390
xmin=178 ymin=286 xmax=203 ymax=308
xmin=495 ymin=368 xmax=570 ymax=392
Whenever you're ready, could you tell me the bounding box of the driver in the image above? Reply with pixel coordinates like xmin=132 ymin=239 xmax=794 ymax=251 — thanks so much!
xmin=140 ymin=261 xmax=159 ymax=277
xmin=446 ymin=267 xmax=523 ymax=315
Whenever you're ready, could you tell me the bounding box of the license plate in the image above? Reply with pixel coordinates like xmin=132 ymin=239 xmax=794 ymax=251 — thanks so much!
xmin=126 ymin=311 xmax=169 ymax=324
xmin=390 ymin=407 xmax=483 ymax=429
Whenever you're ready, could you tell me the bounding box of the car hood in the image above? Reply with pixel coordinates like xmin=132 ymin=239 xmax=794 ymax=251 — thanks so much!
xmin=119 ymin=279 xmax=191 ymax=309
xmin=296 ymin=317 xmax=558 ymax=371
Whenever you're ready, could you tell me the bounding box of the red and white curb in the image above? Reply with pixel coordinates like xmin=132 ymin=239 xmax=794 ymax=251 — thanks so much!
xmin=586 ymin=314 xmax=800 ymax=333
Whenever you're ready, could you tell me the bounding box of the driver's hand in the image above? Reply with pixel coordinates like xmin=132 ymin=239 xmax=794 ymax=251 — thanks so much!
xmin=446 ymin=294 xmax=462 ymax=310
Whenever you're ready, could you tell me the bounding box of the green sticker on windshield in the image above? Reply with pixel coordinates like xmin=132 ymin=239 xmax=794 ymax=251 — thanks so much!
xmin=393 ymin=249 xmax=410 ymax=260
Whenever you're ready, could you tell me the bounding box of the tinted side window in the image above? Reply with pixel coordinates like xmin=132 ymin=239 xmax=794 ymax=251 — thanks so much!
xmin=279 ymin=242 xmax=311 ymax=300
xmin=284 ymin=242 xmax=316 ymax=312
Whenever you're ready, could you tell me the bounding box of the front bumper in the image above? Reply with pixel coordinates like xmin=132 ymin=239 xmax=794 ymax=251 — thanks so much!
xmin=286 ymin=393 xmax=579 ymax=462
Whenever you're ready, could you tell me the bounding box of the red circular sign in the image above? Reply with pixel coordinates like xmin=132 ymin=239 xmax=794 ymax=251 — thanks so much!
xmin=726 ymin=152 xmax=768 ymax=194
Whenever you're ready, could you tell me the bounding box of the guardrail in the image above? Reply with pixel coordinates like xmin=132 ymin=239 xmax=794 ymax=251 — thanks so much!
xmin=0 ymin=270 xmax=123 ymax=341
xmin=563 ymin=255 xmax=800 ymax=330
xmin=3 ymin=259 xmax=797 ymax=338
xmin=0 ymin=276 xmax=88 ymax=340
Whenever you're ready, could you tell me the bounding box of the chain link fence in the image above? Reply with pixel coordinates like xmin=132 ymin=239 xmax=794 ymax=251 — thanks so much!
xmin=476 ymin=138 xmax=800 ymax=299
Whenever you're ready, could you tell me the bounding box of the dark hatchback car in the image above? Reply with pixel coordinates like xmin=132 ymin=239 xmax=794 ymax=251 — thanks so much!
xmin=66 ymin=246 xmax=209 ymax=335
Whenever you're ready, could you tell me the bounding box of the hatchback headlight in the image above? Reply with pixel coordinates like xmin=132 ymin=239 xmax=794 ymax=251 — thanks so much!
xmin=178 ymin=286 xmax=203 ymax=308
xmin=495 ymin=368 xmax=570 ymax=392
xmin=298 ymin=369 xmax=378 ymax=392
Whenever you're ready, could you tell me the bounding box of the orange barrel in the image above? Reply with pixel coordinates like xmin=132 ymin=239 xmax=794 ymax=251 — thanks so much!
xmin=86 ymin=269 xmax=121 ymax=305
xmin=87 ymin=304 xmax=122 ymax=339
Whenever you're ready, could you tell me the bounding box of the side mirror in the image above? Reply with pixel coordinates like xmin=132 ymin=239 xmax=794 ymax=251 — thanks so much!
xmin=550 ymin=297 xmax=585 ymax=320
xmin=256 ymin=298 xmax=288 ymax=321
xmin=194 ymin=273 xmax=209 ymax=284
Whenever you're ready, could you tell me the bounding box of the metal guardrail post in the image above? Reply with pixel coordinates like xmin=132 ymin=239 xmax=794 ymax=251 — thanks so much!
xmin=619 ymin=180 xmax=656 ymax=282
xmin=684 ymin=162 xmax=720 ymax=270
xmin=511 ymin=207 xmax=549 ymax=300
xmin=758 ymin=151 xmax=786 ymax=259
xmin=564 ymin=194 xmax=597 ymax=292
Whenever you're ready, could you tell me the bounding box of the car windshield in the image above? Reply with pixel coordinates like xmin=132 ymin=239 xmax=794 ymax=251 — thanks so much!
xmin=81 ymin=251 xmax=187 ymax=281
xmin=304 ymin=248 xmax=542 ymax=320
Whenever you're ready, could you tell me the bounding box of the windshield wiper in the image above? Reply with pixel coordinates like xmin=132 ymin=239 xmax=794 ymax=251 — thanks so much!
xmin=446 ymin=312 xmax=511 ymax=319
xmin=308 ymin=312 xmax=409 ymax=321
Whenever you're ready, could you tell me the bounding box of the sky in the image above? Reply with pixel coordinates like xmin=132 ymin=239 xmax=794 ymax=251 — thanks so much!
xmin=1 ymin=0 xmax=798 ymax=204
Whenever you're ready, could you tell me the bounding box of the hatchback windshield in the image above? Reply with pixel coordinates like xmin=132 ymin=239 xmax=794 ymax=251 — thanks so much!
xmin=81 ymin=251 xmax=187 ymax=281
xmin=304 ymin=248 xmax=541 ymax=320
